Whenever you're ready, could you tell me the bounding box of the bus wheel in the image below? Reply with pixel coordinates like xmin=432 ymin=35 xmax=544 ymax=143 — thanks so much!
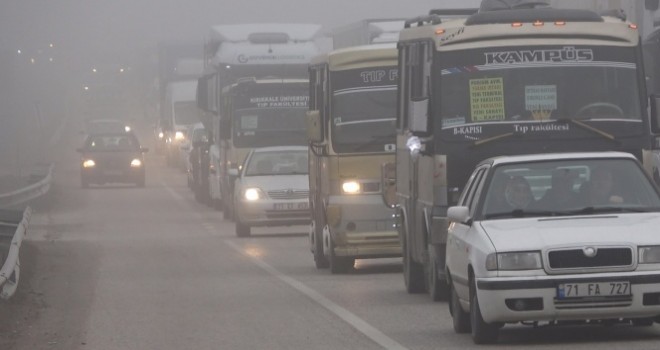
xmin=401 ymin=218 xmax=425 ymax=293
xmin=427 ymin=244 xmax=449 ymax=301
xmin=311 ymin=215 xmax=329 ymax=269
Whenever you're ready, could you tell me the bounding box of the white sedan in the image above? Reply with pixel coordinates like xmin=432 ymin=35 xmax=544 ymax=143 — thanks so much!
xmin=233 ymin=146 xmax=310 ymax=237
xmin=446 ymin=152 xmax=660 ymax=344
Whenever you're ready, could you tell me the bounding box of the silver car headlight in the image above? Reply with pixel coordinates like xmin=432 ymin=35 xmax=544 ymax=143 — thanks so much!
xmin=639 ymin=246 xmax=660 ymax=264
xmin=486 ymin=251 xmax=543 ymax=271
xmin=244 ymin=188 xmax=266 ymax=201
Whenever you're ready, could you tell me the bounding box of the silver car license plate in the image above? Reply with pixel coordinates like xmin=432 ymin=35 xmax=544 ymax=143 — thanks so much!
xmin=273 ymin=202 xmax=308 ymax=211
xmin=557 ymin=281 xmax=630 ymax=299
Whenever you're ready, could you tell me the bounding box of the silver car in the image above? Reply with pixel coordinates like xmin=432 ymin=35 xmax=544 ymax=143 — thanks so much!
xmin=446 ymin=152 xmax=660 ymax=344
xmin=233 ymin=146 xmax=310 ymax=237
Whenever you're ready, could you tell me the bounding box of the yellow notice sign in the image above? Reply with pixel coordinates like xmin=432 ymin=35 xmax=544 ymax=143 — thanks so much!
xmin=470 ymin=78 xmax=505 ymax=122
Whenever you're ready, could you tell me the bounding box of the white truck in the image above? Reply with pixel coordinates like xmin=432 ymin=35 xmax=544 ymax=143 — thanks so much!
xmin=196 ymin=23 xmax=322 ymax=212
xmin=164 ymin=80 xmax=199 ymax=168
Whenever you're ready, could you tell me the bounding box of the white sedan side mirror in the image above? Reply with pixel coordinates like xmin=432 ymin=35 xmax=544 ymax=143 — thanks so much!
xmin=447 ymin=206 xmax=470 ymax=224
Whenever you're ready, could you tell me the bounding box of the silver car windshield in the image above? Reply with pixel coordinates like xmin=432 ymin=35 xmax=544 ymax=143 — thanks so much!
xmin=481 ymin=158 xmax=660 ymax=220
xmin=245 ymin=151 xmax=308 ymax=176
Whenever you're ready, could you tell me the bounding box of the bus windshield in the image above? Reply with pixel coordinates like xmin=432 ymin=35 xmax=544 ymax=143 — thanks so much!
xmin=436 ymin=45 xmax=643 ymax=139
xmin=233 ymin=107 xmax=307 ymax=148
xmin=331 ymin=67 xmax=398 ymax=154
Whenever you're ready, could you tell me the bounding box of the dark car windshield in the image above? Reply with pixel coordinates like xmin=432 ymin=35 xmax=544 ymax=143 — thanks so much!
xmin=84 ymin=134 xmax=140 ymax=151
xmin=480 ymin=158 xmax=660 ymax=220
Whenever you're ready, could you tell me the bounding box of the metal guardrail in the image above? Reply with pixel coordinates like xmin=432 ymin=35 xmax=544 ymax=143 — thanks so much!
xmin=0 ymin=207 xmax=31 ymax=300
xmin=0 ymin=163 xmax=54 ymax=209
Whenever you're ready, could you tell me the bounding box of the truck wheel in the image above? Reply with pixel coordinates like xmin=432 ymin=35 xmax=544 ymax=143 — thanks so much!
xmin=470 ymin=279 xmax=500 ymax=344
xmin=427 ymin=244 xmax=449 ymax=301
xmin=329 ymin=236 xmax=354 ymax=274
xmin=401 ymin=218 xmax=425 ymax=293
xmin=311 ymin=208 xmax=329 ymax=269
xmin=450 ymin=279 xmax=471 ymax=334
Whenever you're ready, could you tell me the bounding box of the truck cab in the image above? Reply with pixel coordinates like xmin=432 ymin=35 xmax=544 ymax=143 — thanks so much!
xmin=307 ymin=44 xmax=401 ymax=273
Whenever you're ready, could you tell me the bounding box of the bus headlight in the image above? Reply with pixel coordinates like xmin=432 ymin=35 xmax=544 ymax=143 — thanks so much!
xmin=175 ymin=131 xmax=185 ymax=140
xmin=342 ymin=181 xmax=361 ymax=194
xmin=130 ymin=159 xmax=142 ymax=167
xmin=82 ymin=159 xmax=96 ymax=168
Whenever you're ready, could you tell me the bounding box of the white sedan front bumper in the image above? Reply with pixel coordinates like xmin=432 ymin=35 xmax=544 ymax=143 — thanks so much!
xmin=476 ymin=272 xmax=660 ymax=324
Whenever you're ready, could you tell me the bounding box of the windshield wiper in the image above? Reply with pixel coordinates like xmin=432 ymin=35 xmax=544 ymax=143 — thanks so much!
xmin=569 ymin=206 xmax=657 ymax=215
xmin=556 ymin=118 xmax=620 ymax=144
xmin=485 ymin=209 xmax=555 ymax=219
xmin=472 ymin=132 xmax=519 ymax=148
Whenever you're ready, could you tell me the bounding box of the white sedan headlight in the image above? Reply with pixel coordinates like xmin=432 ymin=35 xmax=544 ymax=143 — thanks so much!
xmin=639 ymin=246 xmax=660 ymax=264
xmin=130 ymin=159 xmax=142 ymax=167
xmin=82 ymin=159 xmax=96 ymax=168
xmin=486 ymin=252 xmax=543 ymax=271
xmin=244 ymin=188 xmax=265 ymax=201
xmin=342 ymin=181 xmax=361 ymax=194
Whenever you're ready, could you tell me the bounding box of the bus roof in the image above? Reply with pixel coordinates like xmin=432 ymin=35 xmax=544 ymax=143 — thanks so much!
xmin=209 ymin=23 xmax=322 ymax=43
xmin=400 ymin=9 xmax=640 ymax=50
xmin=310 ymin=43 xmax=397 ymax=71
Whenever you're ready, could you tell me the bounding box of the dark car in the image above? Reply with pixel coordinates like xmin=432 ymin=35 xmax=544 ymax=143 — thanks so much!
xmin=77 ymin=132 xmax=148 ymax=188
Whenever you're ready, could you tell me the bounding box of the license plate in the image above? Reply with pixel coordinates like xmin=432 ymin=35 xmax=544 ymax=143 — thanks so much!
xmin=273 ymin=202 xmax=309 ymax=210
xmin=104 ymin=170 xmax=124 ymax=176
xmin=557 ymin=281 xmax=630 ymax=299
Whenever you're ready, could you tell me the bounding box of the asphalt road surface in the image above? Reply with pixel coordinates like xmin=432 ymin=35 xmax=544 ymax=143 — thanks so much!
xmin=1 ymin=119 xmax=660 ymax=350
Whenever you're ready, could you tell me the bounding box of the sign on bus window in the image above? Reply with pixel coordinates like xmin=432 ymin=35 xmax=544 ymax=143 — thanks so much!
xmin=469 ymin=78 xmax=505 ymax=121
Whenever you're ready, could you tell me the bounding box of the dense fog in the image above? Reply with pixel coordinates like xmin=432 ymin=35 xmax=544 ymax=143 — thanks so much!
xmin=0 ymin=0 xmax=480 ymax=180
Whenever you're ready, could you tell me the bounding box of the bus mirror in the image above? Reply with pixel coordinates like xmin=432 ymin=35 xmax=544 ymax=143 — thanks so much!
xmin=219 ymin=118 xmax=231 ymax=140
xmin=410 ymin=97 xmax=430 ymax=135
xmin=381 ymin=162 xmax=397 ymax=208
xmin=306 ymin=110 xmax=323 ymax=142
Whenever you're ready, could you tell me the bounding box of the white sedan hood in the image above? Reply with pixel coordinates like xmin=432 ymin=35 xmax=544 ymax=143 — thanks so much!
xmin=480 ymin=213 xmax=660 ymax=252
xmin=238 ymin=174 xmax=308 ymax=192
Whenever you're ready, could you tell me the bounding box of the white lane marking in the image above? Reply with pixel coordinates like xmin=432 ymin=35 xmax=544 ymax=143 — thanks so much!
xmin=163 ymin=182 xmax=406 ymax=348
xmin=225 ymin=240 xmax=408 ymax=350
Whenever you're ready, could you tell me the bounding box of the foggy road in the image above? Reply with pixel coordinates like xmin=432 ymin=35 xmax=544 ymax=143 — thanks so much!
xmin=0 ymin=119 xmax=659 ymax=350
